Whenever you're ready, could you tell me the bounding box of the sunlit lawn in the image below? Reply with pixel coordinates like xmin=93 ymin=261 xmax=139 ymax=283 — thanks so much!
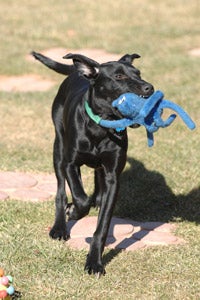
xmin=0 ymin=0 xmax=199 ymax=299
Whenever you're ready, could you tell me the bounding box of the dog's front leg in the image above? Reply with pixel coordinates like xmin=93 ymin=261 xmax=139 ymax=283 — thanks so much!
xmin=65 ymin=163 xmax=92 ymax=220
xmin=85 ymin=171 xmax=119 ymax=276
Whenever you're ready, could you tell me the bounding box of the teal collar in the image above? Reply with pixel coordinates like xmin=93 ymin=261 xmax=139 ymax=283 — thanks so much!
xmin=84 ymin=100 xmax=125 ymax=132
xmin=84 ymin=101 xmax=102 ymax=124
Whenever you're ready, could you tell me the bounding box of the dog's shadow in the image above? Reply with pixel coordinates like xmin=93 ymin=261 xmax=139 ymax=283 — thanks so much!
xmin=103 ymin=156 xmax=200 ymax=266
xmin=68 ymin=156 xmax=200 ymax=267
xmin=117 ymin=157 xmax=200 ymax=223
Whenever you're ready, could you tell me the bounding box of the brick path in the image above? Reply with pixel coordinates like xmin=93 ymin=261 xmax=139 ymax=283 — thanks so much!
xmin=0 ymin=171 xmax=184 ymax=250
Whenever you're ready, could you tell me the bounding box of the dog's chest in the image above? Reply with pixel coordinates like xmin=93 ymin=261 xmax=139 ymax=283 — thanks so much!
xmin=75 ymin=135 xmax=120 ymax=168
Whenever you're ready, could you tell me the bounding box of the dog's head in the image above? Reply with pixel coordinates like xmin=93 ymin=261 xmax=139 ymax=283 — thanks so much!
xmin=63 ymin=53 xmax=154 ymax=119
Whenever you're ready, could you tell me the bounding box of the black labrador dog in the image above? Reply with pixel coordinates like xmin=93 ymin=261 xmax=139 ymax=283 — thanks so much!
xmin=32 ymin=51 xmax=154 ymax=275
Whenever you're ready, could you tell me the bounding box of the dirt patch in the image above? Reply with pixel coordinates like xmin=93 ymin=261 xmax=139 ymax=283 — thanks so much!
xmin=1 ymin=48 xmax=121 ymax=92
xmin=1 ymin=47 xmax=199 ymax=92
xmin=188 ymin=48 xmax=200 ymax=57
xmin=0 ymin=74 xmax=55 ymax=92
xmin=28 ymin=47 xmax=121 ymax=64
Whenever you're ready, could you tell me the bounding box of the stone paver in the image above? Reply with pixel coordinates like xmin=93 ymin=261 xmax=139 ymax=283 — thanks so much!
xmin=28 ymin=48 xmax=120 ymax=65
xmin=1 ymin=47 xmax=199 ymax=93
xmin=141 ymin=222 xmax=176 ymax=232
xmin=0 ymin=191 xmax=9 ymax=200
xmin=0 ymin=171 xmax=185 ymax=251
xmin=0 ymin=48 xmax=121 ymax=93
xmin=0 ymin=171 xmax=37 ymax=189
xmin=67 ymin=216 xmax=184 ymax=251
xmin=0 ymin=171 xmax=56 ymax=201
xmin=0 ymin=75 xmax=55 ymax=92
xmin=10 ymin=189 xmax=51 ymax=202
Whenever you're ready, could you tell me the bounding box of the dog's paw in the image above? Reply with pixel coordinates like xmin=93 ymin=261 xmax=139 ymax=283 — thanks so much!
xmin=66 ymin=203 xmax=89 ymax=220
xmin=84 ymin=257 xmax=105 ymax=277
xmin=49 ymin=224 xmax=69 ymax=241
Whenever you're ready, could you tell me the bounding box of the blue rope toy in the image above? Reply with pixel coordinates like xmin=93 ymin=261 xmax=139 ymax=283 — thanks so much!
xmin=89 ymin=90 xmax=196 ymax=147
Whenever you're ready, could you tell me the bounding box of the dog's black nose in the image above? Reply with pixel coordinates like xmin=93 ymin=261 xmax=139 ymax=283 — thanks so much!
xmin=142 ymin=83 xmax=154 ymax=95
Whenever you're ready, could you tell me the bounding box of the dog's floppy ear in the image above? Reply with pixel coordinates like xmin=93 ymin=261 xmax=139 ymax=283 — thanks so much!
xmin=119 ymin=54 xmax=141 ymax=64
xmin=63 ymin=53 xmax=100 ymax=79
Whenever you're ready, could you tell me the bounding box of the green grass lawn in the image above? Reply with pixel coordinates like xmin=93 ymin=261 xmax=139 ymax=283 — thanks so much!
xmin=0 ymin=0 xmax=200 ymax=299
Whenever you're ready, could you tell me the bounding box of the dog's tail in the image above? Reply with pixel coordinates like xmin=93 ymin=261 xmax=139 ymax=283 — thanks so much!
xmin=31 ymin=51 xmax=75 ymax=76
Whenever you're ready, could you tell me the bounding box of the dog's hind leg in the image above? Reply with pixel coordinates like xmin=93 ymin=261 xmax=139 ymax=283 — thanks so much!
xmin=49 ymin=129 xmax=69 ymax=241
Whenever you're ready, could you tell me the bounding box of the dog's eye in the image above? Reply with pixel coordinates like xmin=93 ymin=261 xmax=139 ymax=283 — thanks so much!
xmin=114 ymin=74 xmax=128 ymax=80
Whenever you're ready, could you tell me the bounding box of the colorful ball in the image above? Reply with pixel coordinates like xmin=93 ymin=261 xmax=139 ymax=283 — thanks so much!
xmin=5 ymin=276 xmax=12 ymax=284
xmin=0 ymin=284 xmax=7 ymax=291
xmin=0 ymin=277 xmax=9 ymax=286
xmin=6 ymin=285 xmax=14 ymax=296
xmin=0 ymin=269 xmax=4 ymax=277
xmin=0 ymin=289 xmax=8 ymax=298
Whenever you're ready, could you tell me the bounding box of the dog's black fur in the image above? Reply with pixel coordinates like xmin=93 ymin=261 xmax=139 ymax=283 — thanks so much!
xmin=32 ymin=51 xmax=154 ymax=275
